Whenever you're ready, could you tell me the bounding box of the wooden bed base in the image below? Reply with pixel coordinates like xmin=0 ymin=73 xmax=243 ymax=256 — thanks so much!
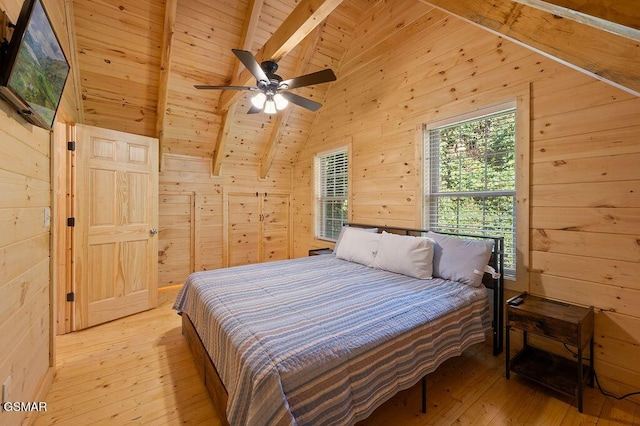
xmin=181 ymin=313 xmax=230 ymax=426
xmin=180 ymin=224 xmax=504 ymax=424
xmin=182 ymin=312 xmax=429 ymax=423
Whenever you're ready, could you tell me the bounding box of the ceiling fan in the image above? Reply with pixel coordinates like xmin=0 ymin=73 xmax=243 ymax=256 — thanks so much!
xmin=195 ymin=49 xmax=337 ymax=114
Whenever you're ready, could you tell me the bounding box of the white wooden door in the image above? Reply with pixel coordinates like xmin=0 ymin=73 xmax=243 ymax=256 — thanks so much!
xmin=74 ymin=124 xmax=158 ymax=329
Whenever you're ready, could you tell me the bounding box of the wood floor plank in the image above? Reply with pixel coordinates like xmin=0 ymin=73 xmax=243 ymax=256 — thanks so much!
xmin=36 ymin=294 xmax=640 ymax=425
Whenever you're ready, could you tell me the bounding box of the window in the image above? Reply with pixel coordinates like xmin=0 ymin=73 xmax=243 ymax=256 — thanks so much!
xmin=315 ymin=148 xmax=348 ymax=241
xmin=424 ymin=105 xmax=516 ymax=276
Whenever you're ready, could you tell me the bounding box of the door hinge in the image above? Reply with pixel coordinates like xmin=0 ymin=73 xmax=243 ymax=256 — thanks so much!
xmin=66 ymin=292 xmax=75 ymax=302
xmin=67 ymin=217 xmax=75 ymax=227
xmin=67 ymin=141 xmax=76 ymax=151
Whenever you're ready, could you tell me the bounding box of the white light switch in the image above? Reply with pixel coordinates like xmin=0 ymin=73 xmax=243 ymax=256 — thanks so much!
xmin=44 ymin=207 xmax=51 ymax=227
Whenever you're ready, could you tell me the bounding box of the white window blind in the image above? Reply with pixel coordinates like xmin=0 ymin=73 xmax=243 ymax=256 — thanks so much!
xmin=315 ymin=148 xmax=348 ymax=240
xmin=424 ymin=108 xmax=516 ymax=275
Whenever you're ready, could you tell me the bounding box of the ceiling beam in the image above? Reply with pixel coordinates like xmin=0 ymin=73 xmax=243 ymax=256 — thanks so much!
xmin=217 ymin=0 xmax=344 ymax=113
xmin=513 ymin=0 xmax=640 ymax=41
xmin=259 ymin=26 xmax=324 ymax=179
xmin=212 ymin=103 xmax=236 ymax=176
xmin=232 ymin=0 xmax=264 ymax=79
xmin=420 ymin=0 xmax=640 ymax=97
xmin=530 ymin=0 xmax=639 ymax=31
xmin=156 ymin=0 xmax=178 ymax=166
xmin=211 ymin=0 xmax=264 ymax=176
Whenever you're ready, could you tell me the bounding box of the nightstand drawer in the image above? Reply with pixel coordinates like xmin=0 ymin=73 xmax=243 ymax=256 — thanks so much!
xmin=508 ymin=309 xmax=578 ymax=344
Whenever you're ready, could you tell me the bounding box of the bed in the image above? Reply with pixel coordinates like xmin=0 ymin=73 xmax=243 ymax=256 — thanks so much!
xmin=173 ymin=224 xmax=504 ymax=426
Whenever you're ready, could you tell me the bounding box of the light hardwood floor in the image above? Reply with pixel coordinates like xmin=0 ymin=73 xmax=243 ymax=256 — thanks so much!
xmin=36 ymin=289 xmax=640 ymax=425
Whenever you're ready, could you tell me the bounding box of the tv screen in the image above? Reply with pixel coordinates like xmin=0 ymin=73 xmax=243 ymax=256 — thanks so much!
xmin=0 ymin=0 xmax=70 ymax=129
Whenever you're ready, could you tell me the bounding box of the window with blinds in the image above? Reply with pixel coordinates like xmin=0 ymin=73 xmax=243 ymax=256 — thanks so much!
xmin=315 ymin=148 xmax=348 ymax=241
xmin=424 ymin=108 xmax=516 ymax=276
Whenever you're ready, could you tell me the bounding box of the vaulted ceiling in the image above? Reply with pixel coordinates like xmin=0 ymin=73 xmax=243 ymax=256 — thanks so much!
xmin=67 ymin=0 xmax=639 ymax=177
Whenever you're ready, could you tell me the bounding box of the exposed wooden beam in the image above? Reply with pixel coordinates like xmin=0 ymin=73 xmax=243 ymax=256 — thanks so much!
xmin=211 ymin=0 xmax=263 ymax=176
xmin=514 ymin=0 xmax=640 ymax=41
xmin=531 ymin=0 xmax=639 ymax=31
xmin=212 ymin=103 xmax=236 ymax=176
xmin=218 ymin=0 xmax=344 ymax=112
xmin=259 ymin=26 xmax=324 ymax=179
xmin=156 ymin=0 xmax=178 ymax=166
xmin=233 ymin=0 xmax=264 ymax=78
xmin=420 ymin=0 xmax=640 ymax=97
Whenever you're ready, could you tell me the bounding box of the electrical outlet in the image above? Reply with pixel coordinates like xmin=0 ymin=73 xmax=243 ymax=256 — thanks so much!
xmin=2 ymin=376 xmax=10 ymax=404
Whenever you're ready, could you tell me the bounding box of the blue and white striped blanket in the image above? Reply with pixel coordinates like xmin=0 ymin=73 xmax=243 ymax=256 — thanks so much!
xmin=174 ymin=254 xmax=490 ymax=426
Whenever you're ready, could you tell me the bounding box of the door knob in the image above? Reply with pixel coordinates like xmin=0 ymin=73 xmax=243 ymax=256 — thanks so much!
xmin=150 ymin=228 xmax=158 ymax=235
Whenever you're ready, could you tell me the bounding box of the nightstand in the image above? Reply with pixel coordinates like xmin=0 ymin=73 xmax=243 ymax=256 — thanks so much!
xmin=506 ymin=292 xmax=594 ymax=412
xmin=308 ymin=248 xmax=333 ymax=256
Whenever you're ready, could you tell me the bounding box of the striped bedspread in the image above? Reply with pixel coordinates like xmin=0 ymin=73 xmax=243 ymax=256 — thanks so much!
xmin=173 ymin=254 xmax=491 ymax=426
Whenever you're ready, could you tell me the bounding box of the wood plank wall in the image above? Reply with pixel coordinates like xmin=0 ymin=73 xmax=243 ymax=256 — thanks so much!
xmin=0 ymin=101 xmax=53 ymax=426
xmin=292 ymin=0 xmax=640 ymax=401
xmin=157 ymin=154 xmax=292 ymax=287
xmin=0 ymin=0 xmax=77 ymax=423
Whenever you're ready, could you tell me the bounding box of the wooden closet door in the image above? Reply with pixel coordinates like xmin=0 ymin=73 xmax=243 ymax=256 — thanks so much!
xmin=158 ymin=192 xmax=194 ymax=286
xmin=262 ymin=193 xmax=290 ymax=262
xmin=225 ymin=192 xmax=291 ymax=267
xmin=227 ymin=192 xmax=261 ymax=266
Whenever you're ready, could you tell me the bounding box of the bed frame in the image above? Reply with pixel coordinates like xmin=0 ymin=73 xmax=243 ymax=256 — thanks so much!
xmin=180 ymin=224 xmax=504 ymax=424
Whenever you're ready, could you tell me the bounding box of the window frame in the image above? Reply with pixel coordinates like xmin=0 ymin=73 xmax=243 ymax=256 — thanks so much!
xmin=314 ymin=146 xmax=349 ymax=242
xmin=422 ymin=97 xmax=529 ymax=288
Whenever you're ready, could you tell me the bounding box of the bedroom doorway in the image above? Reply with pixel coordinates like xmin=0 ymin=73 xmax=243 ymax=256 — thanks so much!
xmin=61 ymin=124 xmax=159 ymax=331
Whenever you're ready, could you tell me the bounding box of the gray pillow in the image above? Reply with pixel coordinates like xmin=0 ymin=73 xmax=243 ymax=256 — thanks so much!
xmin=427 ymin=231 xmax=493 ymax=287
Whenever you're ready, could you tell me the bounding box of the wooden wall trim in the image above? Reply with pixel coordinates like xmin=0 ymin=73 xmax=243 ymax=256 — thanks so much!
xmin=156 ymin=0 xmax=178 ymax=164
xmin=515 ymin=84 xmax=531 ymax=293
xmin=63 ymin=0 xmax=84 ymax=124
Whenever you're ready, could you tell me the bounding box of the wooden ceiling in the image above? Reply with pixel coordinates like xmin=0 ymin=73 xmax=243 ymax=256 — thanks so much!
xmin=68 ymin=0 xmax=639 ymax=177
xmin=71 ymin=0 xmax=369 ymax=176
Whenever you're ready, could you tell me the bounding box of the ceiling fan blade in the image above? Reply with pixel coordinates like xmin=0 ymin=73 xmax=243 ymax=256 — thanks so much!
xmin=247 ymin=105 xmax=262 ymax=114
xmin=280 ymin=92 xmax=322 ymax=112
xmin=194 ymin=85 xmax=257 ymax=90
xmin=232 ymin=49 xmax=269 ymax=83
xmin=279 ymin=69 xmax=336 ymax=90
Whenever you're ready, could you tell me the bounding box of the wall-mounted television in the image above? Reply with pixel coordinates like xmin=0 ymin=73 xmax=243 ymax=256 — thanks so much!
xmin=0 ymin=0 xmax=70 ymax=130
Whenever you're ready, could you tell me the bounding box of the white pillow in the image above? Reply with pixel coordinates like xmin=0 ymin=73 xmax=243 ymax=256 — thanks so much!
xmin=427 ymin=231 xmax=493 ymax=287
xmin=374 ymin=231 xmax=435 ymax=279
xmin=333 ymin=226 xmax=377 ymax=253
xmin=334 ymin=227 xmax=381 ymax=267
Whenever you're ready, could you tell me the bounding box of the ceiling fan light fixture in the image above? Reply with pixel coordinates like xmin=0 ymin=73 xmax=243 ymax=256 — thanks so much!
xmin=273 ymin=93 xmax=288 ymax=110
xmin=251 ymin=92 xmax=267 ymax=109
xmin=264 ymin=97 xmax=277 ymax=114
